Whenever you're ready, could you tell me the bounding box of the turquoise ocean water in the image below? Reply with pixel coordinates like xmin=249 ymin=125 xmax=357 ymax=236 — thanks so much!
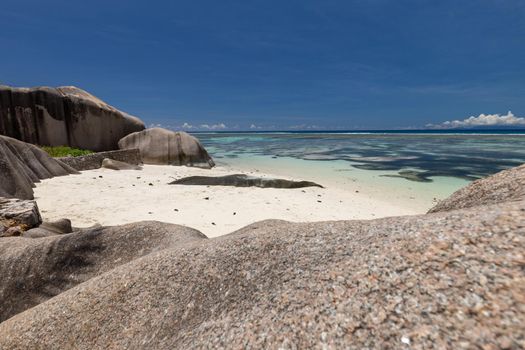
xmin=193 ymin=130 xmax=525 ymax=210
xmin=196 ymin=130 xmax=525 ymax=181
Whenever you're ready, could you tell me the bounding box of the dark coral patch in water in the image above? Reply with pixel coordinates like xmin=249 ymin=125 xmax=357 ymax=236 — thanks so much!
xmin=196 ymin=133 xmax=525 ymax=182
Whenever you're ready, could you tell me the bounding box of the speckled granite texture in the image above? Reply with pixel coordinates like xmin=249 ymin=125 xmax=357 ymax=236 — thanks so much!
xmin=0 ymin=221 xmax=205 ymax=322
xmin=58 ymin=149 xmax=142 ymax=171
xmin=0 ymin=198 xmax=523 ymax=349
xmin=429 ymin=163 xmax=525 ymax=213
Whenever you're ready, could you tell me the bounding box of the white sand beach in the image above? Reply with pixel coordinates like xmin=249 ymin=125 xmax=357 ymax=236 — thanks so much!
xmin=33 ymin=164 xmax=428 ymax=237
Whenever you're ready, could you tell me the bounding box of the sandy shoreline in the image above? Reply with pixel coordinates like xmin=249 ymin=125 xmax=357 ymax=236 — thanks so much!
xmin=33 ymin=164 xmax=422 ymax=237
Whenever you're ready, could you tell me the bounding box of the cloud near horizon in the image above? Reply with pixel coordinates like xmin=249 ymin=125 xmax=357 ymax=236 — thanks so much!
xmin=199 ymin=123 xmax=227 ymax=130
xmin=179 ymin=122 xmax=227 ymax=130
xmin=427 ymin=111 xmax=525 ymax=129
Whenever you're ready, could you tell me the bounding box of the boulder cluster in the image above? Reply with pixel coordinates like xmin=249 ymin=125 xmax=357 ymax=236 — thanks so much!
xmin=0 ymin=164 xmax=523 ymax=348
xmin=0 ymin=84 xmax=216 ymax=244
xmin=0 ymin=85 xmax=215 ymax=168
xmin=0 ymin=85 xmax=145 ymax=152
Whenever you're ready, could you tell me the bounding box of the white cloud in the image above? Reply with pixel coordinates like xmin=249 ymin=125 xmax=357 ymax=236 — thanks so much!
xmin=427 ymin=111 xmax=525 ymax=129
xmin=181 ymin=122 xmax=193 ymax=129
xmin=199 ymin=123 xmax=227 ymax=130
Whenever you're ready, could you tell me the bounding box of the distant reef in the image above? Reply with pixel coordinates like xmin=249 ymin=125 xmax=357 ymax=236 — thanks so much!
xmin=0 ymin=85 xmax=145 ymax=152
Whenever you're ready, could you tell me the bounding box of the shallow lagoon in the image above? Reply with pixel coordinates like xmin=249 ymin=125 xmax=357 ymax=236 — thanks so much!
xmin=195 ymin=131 xmax=525 ymax=211
xmin=197 ymin=132 xmax=525 ymax=181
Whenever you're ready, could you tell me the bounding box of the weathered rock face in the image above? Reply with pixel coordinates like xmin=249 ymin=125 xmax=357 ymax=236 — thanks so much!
xmin=58 ymin=149 xmax=142 ymax=171
xmin=429 ymin=163 xmax=525 ymax=213
xmin=118 ymin=128 xmax=215 ymax=168
xmin=101 ymin=158 xmax=142 ymax=171
xmin=0 ymin=135 xmax=78 ymax=200
xmin=170 ymin=174 xmax=323 ymax=188
xmin=0 ymin=85 xmax=145 ymax=152
xmin=0 ymin=200 xmax=523 ymax=349
xmin=0 ymin=221 xmax=206 ymax=322
xmin=0 ymin=198 xmax=42 ymax=232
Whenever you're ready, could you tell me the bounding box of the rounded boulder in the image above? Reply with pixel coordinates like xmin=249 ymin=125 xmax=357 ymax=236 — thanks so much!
xmin=118 ymin=128 xmax=215 ymax=168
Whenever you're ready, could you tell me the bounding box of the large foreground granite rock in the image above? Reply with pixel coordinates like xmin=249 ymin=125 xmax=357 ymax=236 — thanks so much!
xmin=118 ymin=128 xmax=215 ymax=168
xmin=0 ymin=200 xmax=523 ymax=349
xmin=0 ymin=221 xmax=206 ymax=322
xmin=0 ymin=135 xmax=78 ymax=199
xmin=429 ymin=163 xmax=525 ymax=213
xmin=170 ymin=174 xmax=323 ymax=188
xmin=0 ymin=85 xmax=145 ymax=151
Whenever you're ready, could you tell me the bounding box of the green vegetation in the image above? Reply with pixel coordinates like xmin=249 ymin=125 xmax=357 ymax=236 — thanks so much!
xmin=40 ymin=146 xmax=94 ymax=158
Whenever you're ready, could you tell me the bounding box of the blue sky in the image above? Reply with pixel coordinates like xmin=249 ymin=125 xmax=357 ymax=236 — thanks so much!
xmin=1 ymin=0 xmax=524 ymax=130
